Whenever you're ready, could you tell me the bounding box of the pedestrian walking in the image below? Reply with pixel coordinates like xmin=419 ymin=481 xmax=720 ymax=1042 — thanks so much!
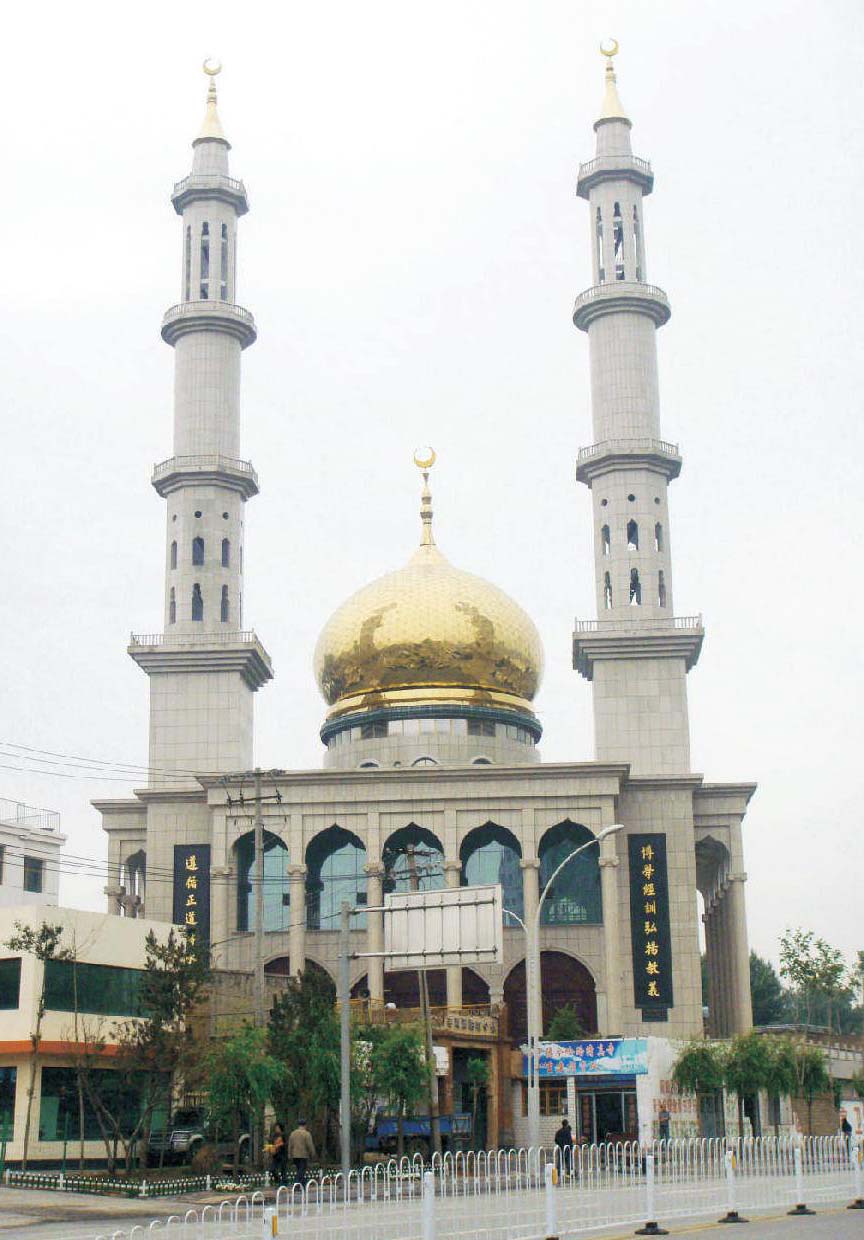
xmin=554 ymin=1117 xmax=574 ymax=1175
xmin=270 ymin=1121 xmax=287 ymax=1185
xmin=288 ymin=1118 xmax=316 ymax=1186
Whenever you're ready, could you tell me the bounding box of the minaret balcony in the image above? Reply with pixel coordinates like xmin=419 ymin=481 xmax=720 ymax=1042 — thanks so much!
xmin=577 ymin=154 xmax=653 ymax=198
xmin=128 ymin=629 xmax=273 ymax=690
xmin=161 ymin=300 xmax=257 ymax=349
xmin=573 ymin=281 xmax=670 ymax=331
xmin=573 ymin=615 xmax=704 ymax=680
xmin=576 ymin=437 xmax=682 ymax=484
xmin=171 ymin=172 xmax=249 ymax=215
xmin=152 ymin=454 xmax=259 ymax=499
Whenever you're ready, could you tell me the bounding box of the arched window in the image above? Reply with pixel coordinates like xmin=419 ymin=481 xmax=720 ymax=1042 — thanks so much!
xmin=613 ymin=201 xmax=625 ymax=280
xmin=601 ymin=524 xmax=610 ymax=556
xmin=191 ymin=584 xmax=203 ymax=621
xmin=192 ymin=537 xmax=204 ymax=566
xmin=220 ymin=585 xmax=229 ymax=622
xmin=383 ymin=824 xmax=445 ymax=896
xmin=411 ymin=757 xmax=438 ymax=767
xmin=460 ymin=823 xmax=523 ymax=926
xmin=220 ymin=223 xmax=229 ymax=301
xmin=184 ymin=226 xmax=191 ymax=301
xmin=221 ymin=538 xmax=230 ymax=567
xmin=654 ymin=522 xmax=663 ymax=552
xmin=169 ymin=587 xmax=176 ymax=624
xmin=603 ymin=572 xmax=613 ymax=609
xmin=627 ymin=519 xmax=639 ymax=550
xmin=235 ymin=829 xmax=289 ymax=932
xmin=306 ymin=826 xmax=367 ymax=930
xmin=595 ymin=207 xmax=605 ymax=284
xmin=632 ymin=205 xmax=643 ymax=282
xmin=629 ymin=568 xmax=642 ymax=606
xmin=199 ymin=223 xmax=210 ymax=299
xmin=170 ymin=540 xmax=177 ymax=569
xmin=538 ymin=822 xmax=602 ymax=925
xmin=658 ymin=570 xmax=667 ymax=608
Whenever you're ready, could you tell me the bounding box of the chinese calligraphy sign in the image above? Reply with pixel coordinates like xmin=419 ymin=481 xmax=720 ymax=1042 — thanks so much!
xmin=173 ymin=844 xmax=211 ymax=947
xmin=627 ymin=833 xmax=673 ymax=1014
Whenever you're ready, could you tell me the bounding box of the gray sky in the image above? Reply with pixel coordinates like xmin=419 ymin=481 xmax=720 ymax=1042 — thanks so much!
xmin=2 ymin=0 xmax=862 ymax=970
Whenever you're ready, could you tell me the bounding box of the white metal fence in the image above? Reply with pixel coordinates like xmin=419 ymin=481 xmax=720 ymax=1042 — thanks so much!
xmin=90 ymin=1135 xmax=863 ymax=1240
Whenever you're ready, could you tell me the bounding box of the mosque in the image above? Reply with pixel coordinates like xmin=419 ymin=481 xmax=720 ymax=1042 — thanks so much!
xmin=95 ymin=48 xmax=755 ymax=1147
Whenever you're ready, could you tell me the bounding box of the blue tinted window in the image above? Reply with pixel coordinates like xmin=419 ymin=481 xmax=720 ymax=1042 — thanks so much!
xmin=461 ymin=824 xmax=523 ymax=927
xmin=306 ymin=827 xmax=367 ymax=930
xmin=539 ymin=822 xmax=602 ymax=925
xmin=236 ymin=830 xmax=289 ymax=933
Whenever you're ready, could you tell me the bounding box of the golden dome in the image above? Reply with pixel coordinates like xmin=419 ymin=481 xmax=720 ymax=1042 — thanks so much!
xmin=314 ymin=458 xmax=543 ymax=721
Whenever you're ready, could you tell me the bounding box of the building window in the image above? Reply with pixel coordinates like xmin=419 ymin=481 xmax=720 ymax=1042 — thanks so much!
xmin=467 ymin=719 xmax=495 ymax=737
xmin=220 ymin=223 xmax=229 ymax=300
xmin=170 ymin=540 xmax=177 ymax=569
xmin=522 ymin=1080 xmax=568 ymax=1117
xmin=460 ymin=823 xmax=523 ymax=927
xmin=218 ymin=584 xmax=229 ymax=622
xmin=192 ymin=536 xmax=204 ymax=566
xmin=539 ymin=822 xmax=602 ymax=925
xmin=43 ymin=960 xmax=144 ymax=1016
xmin=184 ymin=226 xmax=191 ymax=301
xmin=236 ymin=830 xmax=289 ymax=933
xmin=383 ymin=825 xmax=445 ymax=895
xmin=613 ymin=201 xmax=625 ymax=280
xmin=629 ymin=568 xmax=642 ymax=606
xmin=221 ymin=538 xmax=230 ymax=567
xmin=633 ymin=206 xmax=642 ymax=282
xmin=627 ymin=519 xmax=639 ymax=550
xmin=23 ymin=856 xmax=43 ymax=894
xmin=306 ymin=826 xmax=367 ymax=931
xmin=39 ymin=1066 xmax=161 ymax=1143
xmin=595 ymin=208 xmax=605 ymax=284
xmin=654 ymin=522 xmax=663 ymax=552
xmin=199 ymin=222 xmax=210 ymax=299
xmin=411 ymin=756 xmax=438 ymax=767
xmin=360 ymin=721 xmax=387 ymax=739
xmin=603 ymin=572 xmax=612 ymax=609
xmin=169 ymin=587 xmax=176 ymax=625
xmin=658 ymin=570 xmax=667 ymax=608
xmin=0 ymin=959 xmax=21 ymax=1010
xmin=601 ymin=524 xmax=610 ymax=555
xmin=191 ymin=584 xmax=204 ymax=621
xmin=0 ymin=1066 xmax=16 ymax=1138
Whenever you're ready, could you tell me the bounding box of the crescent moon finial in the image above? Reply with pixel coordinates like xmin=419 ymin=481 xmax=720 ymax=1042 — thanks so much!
xmin=413 ymin=446 xmax=437 ymax=471
xmin=600 ymin=38 xmax=619 ymax=59
xmin=203 ymin=57 xmax=223 ymax=77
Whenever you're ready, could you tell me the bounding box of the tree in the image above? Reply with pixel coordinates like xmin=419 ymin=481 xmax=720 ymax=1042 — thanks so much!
xmin=267 ymin=968 xmax=340 ymax=1159
xmin=370 ymin=1024 xmax=426 ymax=1158
xmin=761 ymin=1036 xmax=799 ymax=1136
xmin=672 ymin=1041 xmax=725 ymax=1136
xmin=750 ymin=952 xmax=788 ymax=1026
xmin=779 ymin=929 xmax=851 ymax=1031
xmin=791 ymin=1041 xmax=830 ymax=1136
xmin=465 ymin=1056 xmax=489 ymax=1151
xmin=74 ymin=928 xmax=210 ymax=1172
xmin=724 ymin=1033 xmax=771 ymax=1137
xmin=5 ymin=922 xmax=74 ymax=1169
xmin=203 ymin=1026 xmax=287 ymax=1173
xmin=546 ymin=1004 xmax=585 ymax=1041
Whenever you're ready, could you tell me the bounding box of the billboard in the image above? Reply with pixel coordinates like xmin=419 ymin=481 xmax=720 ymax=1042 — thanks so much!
xmin=173 ymin=844 xmax=211 ymax=947
xmin=627 ymin=834 xmax=673 ymax=1014
xmin=383 ymin=883 xmax=502 ymax=971
xmin=522 ymin=1038 xmax=648 ymax=1078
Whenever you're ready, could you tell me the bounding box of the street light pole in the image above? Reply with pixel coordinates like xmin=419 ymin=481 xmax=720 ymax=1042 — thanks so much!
xmin=525 ymin=824 xmax=623 ymax=1151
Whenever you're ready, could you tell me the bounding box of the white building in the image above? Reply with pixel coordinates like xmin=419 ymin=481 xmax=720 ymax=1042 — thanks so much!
xmin=0 ymin=799 xmax=66 ymax=910
xmin=93 ymin=51 xmax=756 ymax=1149
xmin=0 ymin=906 xmax=172 ymax=1165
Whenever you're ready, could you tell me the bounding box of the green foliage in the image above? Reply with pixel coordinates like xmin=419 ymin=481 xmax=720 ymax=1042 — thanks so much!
xmin=267 ymin=968 xmax=341 ymax=1156
xmin=672 ymin=1040 xmax=725 ymax=1096
xmin=204 ymin=1026 xmax=287 ymax=1170
xmin=546 ymin=1004 xmax=586 ymax=1041
xmin=5 ymin=922 xmax=73 ymax=964
xmin=371 ymin=1023 xmax=426 ymax=1116
xmin=790 ymin=1040 xmax=830 ymax=1136
xmin=761 ymin=1036 xmax=799 ymax=1100
xmin=850 ymin=1072 xmax=864 ymax=1101
xmin=779 ymin=929 xmax=853 ymax=1031
xmin=749 ymin=952 xmax=788 ymax=1026
xmin=724 ymin=1033 xmax=772 ymax=1136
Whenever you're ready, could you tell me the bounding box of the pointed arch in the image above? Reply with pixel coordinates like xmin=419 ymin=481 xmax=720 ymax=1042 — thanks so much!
xmin=382 ymin=824 xmax=445 ymax=895
xmin=234 ymin=829 xmax=289 ymax=933
xmin=538 ymin=821 xmax=602 ymax=925
xmin=305 ymin=825 xmax=367 ymax=930
xmin=460 ymin=822 xmax=523 ymax=926
xmin=504 ymin=952 xmax=597 ymax=1043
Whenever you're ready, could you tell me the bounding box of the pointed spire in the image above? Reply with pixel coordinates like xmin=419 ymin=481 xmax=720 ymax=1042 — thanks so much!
xmin=413 ymin=447 xmax=437 ymax=547
xmin=598 ymin=39 xmax=629 ymax=122
xmin=196 ymin=58 xmax=228 ymax=143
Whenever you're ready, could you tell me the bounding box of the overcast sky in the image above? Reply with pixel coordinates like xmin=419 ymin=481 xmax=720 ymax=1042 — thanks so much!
xmin=2 ymin=0 xmax=862 ymax=970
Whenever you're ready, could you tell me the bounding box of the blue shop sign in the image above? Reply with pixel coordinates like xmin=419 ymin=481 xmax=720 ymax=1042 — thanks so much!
xmin=522 ymin=1038 xmax=648 ymax=1078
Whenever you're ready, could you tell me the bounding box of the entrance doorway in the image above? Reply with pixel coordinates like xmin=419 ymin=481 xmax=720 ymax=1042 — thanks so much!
xmin=453 ymin=1048 xmax=488 ymax=1150
xmin=577 ymin=1087 xmax=637 ymax=1143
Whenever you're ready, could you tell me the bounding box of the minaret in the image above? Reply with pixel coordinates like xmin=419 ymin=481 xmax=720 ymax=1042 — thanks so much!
xmin=129 ymin=62 xmax=272 ymax=783
xmin=572 ymin=43 xmax=702 ymax=776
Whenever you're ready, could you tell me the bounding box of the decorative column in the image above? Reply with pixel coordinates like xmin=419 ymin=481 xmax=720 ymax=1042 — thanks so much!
xmin=287 ymin=865 xmax=307 ymax=978
xmin=703 ymin=905 xmax=719 ymax=1036
xmin=520 ymin=858 xmax=541 ymax=1041
xmin=726 ymin=875 xmax=753 ymax=1033
xmin=599 ymin=834 xmax=622 ymax=1034
xmin=444 ymin=861 xmax=462 ymax=1008
xmin=210 ymin=864 xmax=232 ymax=966
xmin=365 ymin=862 xmax=386 ymax=1003
xmin=716 ymin=894 xmax=732 ymax=1036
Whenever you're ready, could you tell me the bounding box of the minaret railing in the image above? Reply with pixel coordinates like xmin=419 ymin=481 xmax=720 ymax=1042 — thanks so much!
xmin=574 ymin=615 xmax=703 ymax=634
xmin=578 ymin=437 xmax=679 ymax=462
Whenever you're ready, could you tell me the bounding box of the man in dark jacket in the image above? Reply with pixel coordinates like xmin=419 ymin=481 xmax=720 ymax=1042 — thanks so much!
xmin=554 ymin=1117 xmax=573 ymax=1171
xmin=288 ymin=1119 xmax=316 ymax=1186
